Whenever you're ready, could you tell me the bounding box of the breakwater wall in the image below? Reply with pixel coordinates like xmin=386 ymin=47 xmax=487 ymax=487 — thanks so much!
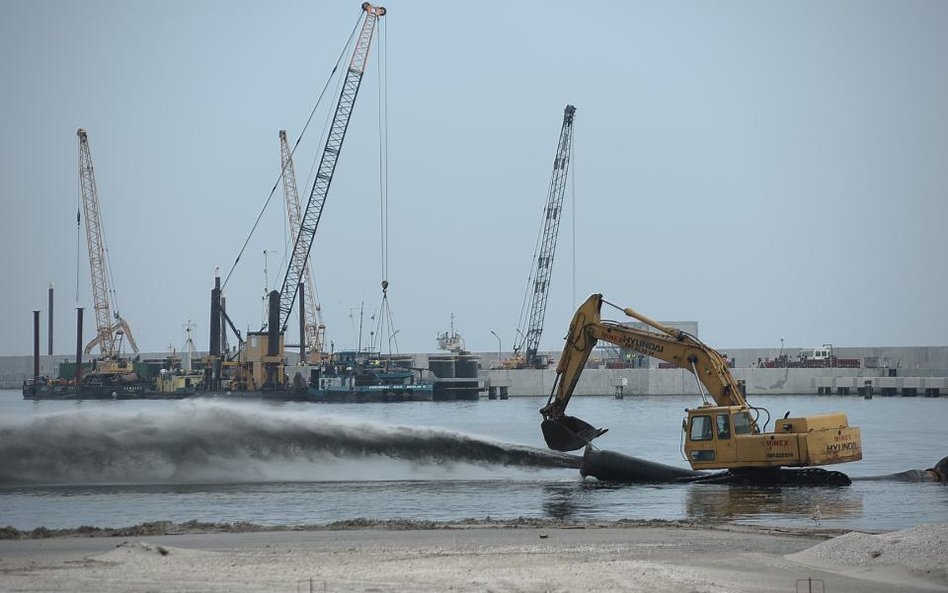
xmin=482 ymin=367 xmax=948 ymax=397
xmin=3 ymin=345 xmax=948 ymax=396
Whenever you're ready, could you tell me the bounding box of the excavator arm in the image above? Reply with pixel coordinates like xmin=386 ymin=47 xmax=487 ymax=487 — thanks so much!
xmin=541 ymin=293 xmax=747 ymax=451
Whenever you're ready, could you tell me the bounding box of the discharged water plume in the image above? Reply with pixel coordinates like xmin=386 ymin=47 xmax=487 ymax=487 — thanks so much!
xmin=0 ymin=402 xmax=580 ymax=486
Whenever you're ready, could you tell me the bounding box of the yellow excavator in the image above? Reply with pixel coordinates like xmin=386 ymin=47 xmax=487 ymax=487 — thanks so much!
xmin=540 ymin=294 xmax=863 ymax=485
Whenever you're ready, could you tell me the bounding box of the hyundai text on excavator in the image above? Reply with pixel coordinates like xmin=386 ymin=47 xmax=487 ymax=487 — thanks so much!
xmin=540 ymin=294 xmax=863 ymax=486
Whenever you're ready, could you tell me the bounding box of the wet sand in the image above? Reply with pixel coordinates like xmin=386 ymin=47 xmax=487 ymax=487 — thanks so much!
xmin=1 ymin=520 xmax=945 ymax=593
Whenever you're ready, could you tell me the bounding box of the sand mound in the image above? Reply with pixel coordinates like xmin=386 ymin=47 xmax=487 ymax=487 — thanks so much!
xmin=787 ymin=523 xmax=948 ymax=586
xmin=91 ymin=541 xmax=211 ymax=563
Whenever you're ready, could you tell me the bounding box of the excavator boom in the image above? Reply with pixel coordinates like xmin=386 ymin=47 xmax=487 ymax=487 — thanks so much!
xmin=542 ymin=293 xmax=744 ymax=446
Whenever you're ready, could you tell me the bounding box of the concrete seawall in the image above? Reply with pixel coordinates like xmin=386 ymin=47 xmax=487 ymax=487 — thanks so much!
xmin=482 ymin=367 xmax=948 ymax=397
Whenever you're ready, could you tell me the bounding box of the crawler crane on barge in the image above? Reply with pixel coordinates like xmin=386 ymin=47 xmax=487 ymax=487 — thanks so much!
xmin=207 ymin=2 xmax=385 ymax=393
xmin=77 ymin=128 xmax=139 ymax=359
xmin=540 ymin=294 xmax=863 ymax=485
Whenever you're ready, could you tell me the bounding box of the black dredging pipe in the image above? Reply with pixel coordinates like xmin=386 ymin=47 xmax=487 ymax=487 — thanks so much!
xmin=580 ymin=447 xmax=700 ymax=482
xmin=854 ymin=455 xmax=948 ymax=483
xmin=32 ymin=310 xmax=40 ymax=380
xmin=581 ymin=447 xmax=948 ymax=484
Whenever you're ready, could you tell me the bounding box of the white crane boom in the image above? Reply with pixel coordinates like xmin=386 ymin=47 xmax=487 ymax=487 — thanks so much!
xmin=77 ymin=128 xmax=138 ymax=357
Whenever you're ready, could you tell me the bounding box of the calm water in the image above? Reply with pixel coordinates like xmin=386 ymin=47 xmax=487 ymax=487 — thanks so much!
xmin=1 ymin=389 xmax=945 ymax=531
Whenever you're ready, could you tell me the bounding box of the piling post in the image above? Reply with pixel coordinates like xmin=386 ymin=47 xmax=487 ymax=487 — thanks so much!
xmin=75 ymin=307 xmax=84 ymax=396
xmin=299 ymin=282 xmax=306 ymax=364
xmin=47 ymin=284 xmax=54 ymax=355
xmin=209 ymin=274 xmax=221 ymax=357
xmin=32 ymin=310 xmax=40 ymax=379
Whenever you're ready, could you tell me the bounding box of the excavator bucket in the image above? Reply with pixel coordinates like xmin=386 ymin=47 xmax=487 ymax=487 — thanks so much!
xmin=541 ymin=416 xmax=608 ymax=452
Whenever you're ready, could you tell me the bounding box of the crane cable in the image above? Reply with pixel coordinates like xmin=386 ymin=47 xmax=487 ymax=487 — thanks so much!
xmin=377 ymin=15 xmax=389 ymax=287
xmin=221 ymin=11 xmax=364 ymax=291
xmin=295 ymin=46 xmax=350 ymax=266
xmin=570 ymin=121 xmax=576 ymax=310
xmin=371 ymin=17 xmax=398 ymax=356
xmin=514 ymin=130 xmax=554 ymax=354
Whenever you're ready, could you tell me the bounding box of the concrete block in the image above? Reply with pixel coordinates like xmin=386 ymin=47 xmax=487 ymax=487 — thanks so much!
xmin=902 ymin=377 xmax=924 ymax=389
xmin=878 ymin=377 xmax=902 ymax=389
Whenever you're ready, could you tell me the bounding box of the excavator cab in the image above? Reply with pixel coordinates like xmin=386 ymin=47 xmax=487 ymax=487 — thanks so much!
xmin=541 ymin=414 xmax=607 ymax=452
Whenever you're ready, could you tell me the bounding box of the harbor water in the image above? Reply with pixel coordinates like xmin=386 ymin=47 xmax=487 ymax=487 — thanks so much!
xmin=0 ymin=390 xmax=945 ymax=531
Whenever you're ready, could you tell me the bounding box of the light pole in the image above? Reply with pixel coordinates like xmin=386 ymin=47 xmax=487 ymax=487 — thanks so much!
xmin=490 ymin=330 xmax=502 ymax=366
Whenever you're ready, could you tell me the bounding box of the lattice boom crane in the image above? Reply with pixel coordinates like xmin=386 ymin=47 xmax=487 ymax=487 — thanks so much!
xmin=277 ymin=2 xmax=385 ymax=331
xmin=279 ymin=129 xmax=326 ymax=360
xmin=77 ymin=128 xmax=138 ymax=357
xmin=513 ymin=105 xmax=576 ymax=367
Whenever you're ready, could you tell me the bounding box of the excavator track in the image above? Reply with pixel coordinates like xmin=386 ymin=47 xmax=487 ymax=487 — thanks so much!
xmin=681 ymin=467 xmax=851 ymax=487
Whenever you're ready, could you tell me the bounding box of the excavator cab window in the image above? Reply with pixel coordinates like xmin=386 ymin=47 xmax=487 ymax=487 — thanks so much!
xmin=690 ymin=415 xmax=713 ymax=441
xmin=716 ymin=414 xmax=731 ymax=440
xmin=733 ymin=411 xmax=753 ymax=435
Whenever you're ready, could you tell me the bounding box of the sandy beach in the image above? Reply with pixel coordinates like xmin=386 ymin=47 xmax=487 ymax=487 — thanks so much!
xmin=1 ymin=521 xmax=945 ymax=593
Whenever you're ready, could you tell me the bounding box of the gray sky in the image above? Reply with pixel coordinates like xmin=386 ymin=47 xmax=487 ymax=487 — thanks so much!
xmin=1 ymin=0 xmax=946 ymax=358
